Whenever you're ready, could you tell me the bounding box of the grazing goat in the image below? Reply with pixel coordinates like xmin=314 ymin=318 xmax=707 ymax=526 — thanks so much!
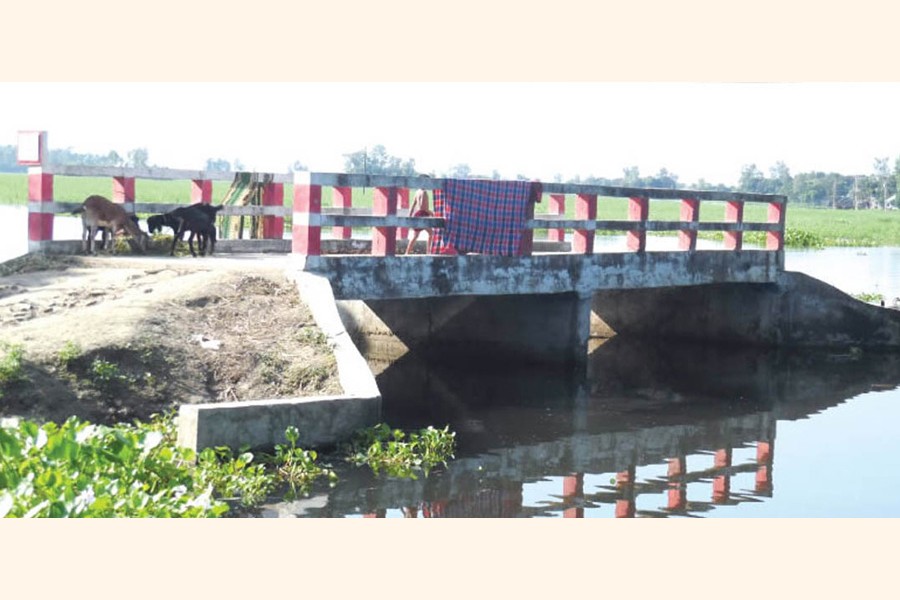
xmin=95 ymin=215 xmax=140 ymax=250
xmin=73 ymin=195 xmax=148 ymax=254
xmin=147 ymin=203 xmax=222 ymax=257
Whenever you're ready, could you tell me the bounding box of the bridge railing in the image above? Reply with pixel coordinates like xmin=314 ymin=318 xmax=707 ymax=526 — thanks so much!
xmin=25 ymin=164 xmax=292 ymax=253
xmin=293 ymin=172 xmax=788 ymax=257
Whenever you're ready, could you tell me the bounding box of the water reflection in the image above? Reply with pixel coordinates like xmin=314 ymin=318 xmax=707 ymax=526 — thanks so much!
xmin=254 ymin=338 xmax=900 ymax=518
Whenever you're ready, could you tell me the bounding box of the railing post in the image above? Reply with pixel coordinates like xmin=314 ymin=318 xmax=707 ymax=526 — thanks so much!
xmin=767 ymin=201 xmax=785 ymax=251
xmin=712 ymin=447 xmax=732 ymax=504
xmin=562 ymin=473 xmax=584 ymax=518
xmin=679 ymin=198 xmax=700 ymax=251
xmin=615 ymin=466 xmax=636 ymax=518
xmin=292 ymin=173 xmax=321 ymax=256
xmin=755 ymin=440 xmax=774 ymax=495
xmin=667 ymin=456 xmax=687 ymax=511
xmin=191 ymin=178 xmax=213 ymax=204
xmin=724 ymin=200 xmax=744 ymax=250
xmin=113 ymin=176 xmax=135 ymax=209
xmin=396 ymin=187 xmax=410 ymax=242
xmin=518 ymin=197 xmax=535 ymax=256
xmin=548 ymin=193 xmax=566 ymax=243
xmin=332 ymin=186 xmax=352 ymax=240
xmin=27 ymin=168 xmax=54 ymax=253
xmin=262 ymin=182 xmax=285 ymax=239
xmin=573 ymin=193 xmax=597 ymax=254
xmin=372 ymin=186 xmax=397 ymax=256
xmin=626 ymin=196 xmax=648 ymax=252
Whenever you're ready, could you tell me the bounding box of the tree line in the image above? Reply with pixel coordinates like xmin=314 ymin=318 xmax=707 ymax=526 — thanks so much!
xmin=2 ymin=142 xmax=897 ymax=209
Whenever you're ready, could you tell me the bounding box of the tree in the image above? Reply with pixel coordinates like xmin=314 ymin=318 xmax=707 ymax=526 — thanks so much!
xmin=622 ymin=166 xmax=641 ymax=186
xmin=446 ymin=163 xmax=472 ymax=178
xmin=738 ymin=164 xmax=766 ymax=193
xmin=205 ymin=158 xmax=231 ymax=171
xmin=343 ymin=145 xmax=416 ymax=176
xmin=769 ymin=161 xmax=793 ymax=196
xmin=289 ymin=160 xmax=307 ymax=172
xmin=126 ymin=148 xmax=149 ymax=168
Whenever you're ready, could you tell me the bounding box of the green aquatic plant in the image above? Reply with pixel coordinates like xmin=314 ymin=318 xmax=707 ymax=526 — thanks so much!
xmin=345 ymin=423 xmax=456 ymax=479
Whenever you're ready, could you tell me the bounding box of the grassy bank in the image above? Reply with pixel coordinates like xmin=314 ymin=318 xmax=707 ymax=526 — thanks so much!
xmin=2 ymin=172 xmax=897 ymax=247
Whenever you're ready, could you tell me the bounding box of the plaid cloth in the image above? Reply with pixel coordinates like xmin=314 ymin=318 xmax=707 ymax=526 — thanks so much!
xmin=429 ymin=179 xmax=542 ymax=256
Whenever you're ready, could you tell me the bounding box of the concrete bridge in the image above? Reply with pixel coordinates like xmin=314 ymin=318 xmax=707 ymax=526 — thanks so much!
xmin=18 ymin=146 xmax=900 ymax=452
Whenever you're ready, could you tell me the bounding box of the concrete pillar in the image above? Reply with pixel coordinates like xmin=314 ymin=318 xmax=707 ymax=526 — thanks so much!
xmin=563 ymin=473 xmax=584 ymax=518
xmin=767 ymin=202 xmax=785 ymax=250
xmin=292 ymin=174 xmax=321 ymax=255
xmin=191 ymin=179 xmax=213 ymax=204
xmin=548 ymin=193 xmax=566 ymax=242
xmin=712 ymin=447 xmax=732 ymax=504
xmin=27 ymin=168 xmax=54 ymax=253
xmin=396 ymin=187 xmax=410 ymax=241
xmin=518 ymin=196 xmax=535 ymax=256
xmin=667 ymin=456 xmax=687 ymax=511
xmin=332 ymin=186 xmax=352 ymax=240
xmin=573 ymin=193 xmax=597 ymax=254
xmin=679 ymin=198 xmax=699 ymax=250
xmin=372 ymin=186 xmax=397 ymax=256
xmin=724 ymin=200 xmax=744 ymax=250
xmin=261 ymin=182 xmax=284 ymax=239
xmin=113 ymin=176 xmax=135 ymax=205
xmin=627 ymin=196 xmax=648 ymax=252
xmin=755 ymin=440 xmax=774 ymax=495
xmin=615 ymin=466 xmax=636 ymax=518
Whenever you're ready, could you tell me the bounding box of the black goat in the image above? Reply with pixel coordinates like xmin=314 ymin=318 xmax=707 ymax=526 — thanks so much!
xmin=147 ymin=203 xmax=222 ymax=257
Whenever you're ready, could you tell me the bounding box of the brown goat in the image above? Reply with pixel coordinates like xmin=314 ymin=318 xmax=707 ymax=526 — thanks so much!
xmin=73 ymin=195 xmax=149 ymax=254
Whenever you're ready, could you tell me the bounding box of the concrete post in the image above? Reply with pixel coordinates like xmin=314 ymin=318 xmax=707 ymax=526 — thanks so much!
xmin=293 ymin=173 xmax=321 ymax=255
xmin=615 ymin=466 xmax=636 ymax=518
xmin=573 ymin=193 xmax=597 ymax=254
xmin=563 ymin=472 xmax=584 ymax=518
xmin=332 ymin=186 xmax=352 ymax=240
xmin=372 ymin=186 xmax=397 ymax=256
xmin=113 ymin=176 xmax=135 ymax=207
xmin=27 ymin=168 xmax=54 ymax=253
xmin=679 ymin=198 xmax=699 ymax=251
xmin=712 ymin=447 xmax=732 ymax=504
xmin=262 ymin=182 xmax=285 ymax=239
xmin=548 ymin=193 xmax=566 ymax=243
xmin=191 ymin=179 xmax=213 ymax=204
xmin=627 ymin=196 xmax=648 ymax=252
xmin=724 ymin=200 xmax=744 ymax=250
xmin=396 ymin=187 xmax=410 ymax=242
xmin=767 ymin=202 xmax=785 ymax=250
xmin=667 ymin=456 xmax=687 ymax=511
xmin=755 ymin=440 xmax=773 ymax=494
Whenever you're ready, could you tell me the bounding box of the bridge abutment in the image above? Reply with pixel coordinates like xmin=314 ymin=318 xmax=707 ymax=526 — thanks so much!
xmin=337 ymin=292 xmax=593 ymax=367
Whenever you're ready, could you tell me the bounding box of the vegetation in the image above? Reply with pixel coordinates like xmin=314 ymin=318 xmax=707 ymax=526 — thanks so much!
xmin=0 ymin=414 xmax=456 ymax=518
xmin=344 ymin=422 xmax=457 ymax=479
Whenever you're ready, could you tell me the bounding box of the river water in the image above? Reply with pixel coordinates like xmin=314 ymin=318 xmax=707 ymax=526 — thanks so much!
xmin=4 ymin=206 xmax=900 ymax=517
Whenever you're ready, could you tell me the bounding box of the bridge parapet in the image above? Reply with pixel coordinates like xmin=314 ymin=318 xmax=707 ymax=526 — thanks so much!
xmin=292 ymin=171 xmax=787 ymax=258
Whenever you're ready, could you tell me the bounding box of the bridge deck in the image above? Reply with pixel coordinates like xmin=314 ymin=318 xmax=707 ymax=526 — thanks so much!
xmin=298 ymin=249 xmax=782 ymax=300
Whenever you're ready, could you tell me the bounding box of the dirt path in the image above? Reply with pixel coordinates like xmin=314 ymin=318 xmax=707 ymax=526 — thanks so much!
xmin=0 ymin=253 xmax=341 ymax=426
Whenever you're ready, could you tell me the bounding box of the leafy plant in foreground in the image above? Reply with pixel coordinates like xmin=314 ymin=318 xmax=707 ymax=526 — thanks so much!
xmin=345 ymin=423 xmax=456 ymax=479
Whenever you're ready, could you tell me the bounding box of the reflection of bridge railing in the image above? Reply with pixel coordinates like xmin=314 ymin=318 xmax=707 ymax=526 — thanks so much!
xmin=362 ymin=440 xmax=775 ymax=518
xmin=293 ymin=172 xmax=788 ymax=258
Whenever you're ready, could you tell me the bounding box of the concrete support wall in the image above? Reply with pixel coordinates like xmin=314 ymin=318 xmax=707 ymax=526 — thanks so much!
xmin=337 ymin=292 xmax=593 ymax=366
xmin=592 ymin=270 xmax=900 ymax=348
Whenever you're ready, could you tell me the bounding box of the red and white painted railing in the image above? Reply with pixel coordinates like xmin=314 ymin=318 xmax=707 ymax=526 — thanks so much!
xmin=292 ymin=172 xmax=788 ymax=257
xmin=25 ymin=164 xmax=291 ymax=253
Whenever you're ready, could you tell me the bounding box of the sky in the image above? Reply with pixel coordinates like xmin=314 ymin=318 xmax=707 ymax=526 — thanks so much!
xmin=3 ymin=82 xmax=900 ymax=187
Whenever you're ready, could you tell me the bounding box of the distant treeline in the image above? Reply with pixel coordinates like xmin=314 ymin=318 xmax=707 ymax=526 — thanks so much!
xmin=3 ymin=143 xmax=898 ymax=209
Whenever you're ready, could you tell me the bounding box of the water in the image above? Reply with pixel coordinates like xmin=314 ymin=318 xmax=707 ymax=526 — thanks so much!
xmin=3 ymin=207 xmax=900 ymax=517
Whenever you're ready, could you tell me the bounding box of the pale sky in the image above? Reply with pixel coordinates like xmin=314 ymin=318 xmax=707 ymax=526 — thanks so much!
xmin=3 ymin=82 xmax=899 ymax=187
